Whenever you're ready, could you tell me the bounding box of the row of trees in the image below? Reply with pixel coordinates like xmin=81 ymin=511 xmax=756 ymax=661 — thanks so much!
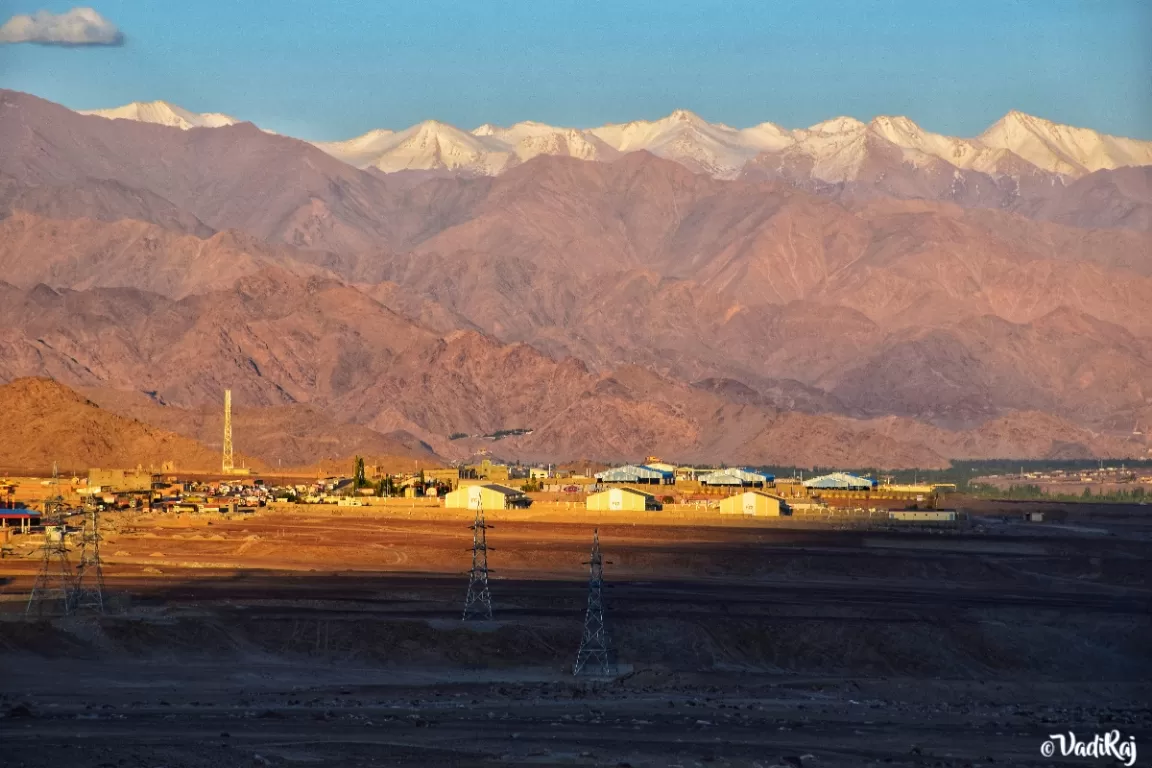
xmin=969 ymin=482 xmax=1149 ymax=503
xmin=351 ymin=459 xmax=454 ymax=497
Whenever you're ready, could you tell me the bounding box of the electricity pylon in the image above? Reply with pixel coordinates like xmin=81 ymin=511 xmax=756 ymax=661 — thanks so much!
xmin=222 ymin=389 xmax=234 ymax=474
xmin=71 ymin=500 xmax=107 ymax=613
xmin=462 ymin=495 xmax=493 ymax=621
xmin=574 ymin=528 xmax=615 ymax=676
xmin=26 ymin=483 xmax=74 ymax=617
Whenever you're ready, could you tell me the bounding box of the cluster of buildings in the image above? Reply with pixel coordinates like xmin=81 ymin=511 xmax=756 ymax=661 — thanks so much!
xmin=82 ymin=468 xmax=324 ymax=513
xmin=6 ymin=453 xmax=954 ymax=526
xmin=432 ymin=460 xmax=952 ymax=521
xmin=979 ymin=465 xmax=1152 ymax=488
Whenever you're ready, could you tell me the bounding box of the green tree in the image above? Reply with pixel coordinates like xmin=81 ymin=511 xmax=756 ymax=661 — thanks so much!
xmin=353 ymin=456 xmax=367 ymax=489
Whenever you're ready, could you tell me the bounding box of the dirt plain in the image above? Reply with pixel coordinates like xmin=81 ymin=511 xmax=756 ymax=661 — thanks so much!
xmin=2 ymin=502 xmax=1151 ymax=768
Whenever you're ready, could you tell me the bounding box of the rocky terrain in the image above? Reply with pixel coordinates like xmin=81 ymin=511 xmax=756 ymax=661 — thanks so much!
xmin=78 ymin=387 xmax=438 ymax=472
xmin=0 ymin=378 xmax=226 ymax=472
xmin=1 ymin=88 xmax=1150 ymax=468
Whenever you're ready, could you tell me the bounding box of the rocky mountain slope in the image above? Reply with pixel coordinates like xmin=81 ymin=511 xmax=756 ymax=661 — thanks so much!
xmin=0 ymin=378 xmax=227 ymax=472
xmin=0 ymin=211 xmax=326 ymax=297
xmin=1 ymin=90 xmax=1150 ymax=467
xmin=8 ymin=170 xmax=1149 ymax=432
xmin=79 ymin=387 xmax=438 ymax=471
xmin=0 ymin=272 xmax=1142 ymax=469
xmin=0 ymin=90 xmax=452 ymax=254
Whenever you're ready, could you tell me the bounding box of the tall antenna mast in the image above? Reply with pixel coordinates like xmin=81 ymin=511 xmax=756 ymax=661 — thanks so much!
xmin=574 ymin=528 xmax=615 ymax=677
xmin=222 ymin=389 xmax=234 ymax=474
xmin=462 ymin=493 xmax=493 ymax=621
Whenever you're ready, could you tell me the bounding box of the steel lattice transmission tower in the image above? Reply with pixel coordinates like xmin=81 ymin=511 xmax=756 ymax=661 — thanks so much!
xmin=222 ymin=389 xmax=235 ymax=474
xmin=26 ymin=467 xmax=75 ymax=617
xmin=462 ymin=495 xmax=493 ymax=621
xmin=71 ymin=500 xmax=107 ymax=613
xmin=574 ymin=528 xmax=616 ymax=677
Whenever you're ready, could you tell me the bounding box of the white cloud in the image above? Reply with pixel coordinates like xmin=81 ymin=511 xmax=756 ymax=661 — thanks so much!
xmin=0 ymin=7 xmax=123 ymax=46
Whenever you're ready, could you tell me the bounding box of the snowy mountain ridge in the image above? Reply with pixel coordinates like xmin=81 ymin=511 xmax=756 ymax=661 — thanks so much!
xmin=80 ymin=100 xmax=241 ymax=130
xmin=76 ymin=100 xmax=1152 ymax=181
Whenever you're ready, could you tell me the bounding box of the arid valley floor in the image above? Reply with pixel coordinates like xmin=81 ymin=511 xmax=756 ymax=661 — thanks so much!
xmin=2 ymin=501 xmax=1151 ymax=767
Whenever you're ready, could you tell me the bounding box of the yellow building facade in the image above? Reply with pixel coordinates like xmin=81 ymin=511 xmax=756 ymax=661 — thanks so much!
xmin=585 ymin=487 xmax=659 ymax=512
xmin=718 ymin=491 xmax=786 ymax=516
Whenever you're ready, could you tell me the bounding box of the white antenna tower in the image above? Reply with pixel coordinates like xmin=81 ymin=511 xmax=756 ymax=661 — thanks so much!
xmin=222 ymin=389 xmax=234 ymax=474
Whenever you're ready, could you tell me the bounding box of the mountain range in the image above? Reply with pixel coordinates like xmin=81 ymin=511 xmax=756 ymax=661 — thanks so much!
xmin=76 ymin=99 xmax=1152 ymax=234
xmin=85 ymin=99 xmax=1152 ymax=181
xmin=2 ymin=88 xmax=1150 ymax=469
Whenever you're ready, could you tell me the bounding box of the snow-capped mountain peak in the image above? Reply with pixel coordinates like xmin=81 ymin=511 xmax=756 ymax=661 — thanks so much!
xmin=978 ymin=110 xmax=1152 ymax=176
xmin=866 ymin=115 xmax=1001 ymax=174
xmin=313 ymin=128 xmax=398 ymax=168
xmin=471 ymin=122 xmax=502 ymax=137
xmin=326 ymin=119 xmax=514 ymax=175
xmin=806 ymin=116 xmax=867 ymax=134
xmin=79 ymin=100 xmax=240 ymax=130
xmin=587 ymin=110 xmax=761 ymax=178
xmin=666 ymin=108 xmax=708 ymax=125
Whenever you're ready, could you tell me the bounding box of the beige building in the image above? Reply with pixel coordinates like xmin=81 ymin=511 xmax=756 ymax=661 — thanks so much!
xmin=718 ymin=491 xmax=786 ymax=517
xmin=463 ymin=459 xmax=510 ymax=483
xmin=88 ymin=468 xmax=156 ymax=493
xmin=585 ymin=487 xmax=662 ymax=512
xmin=443 ymin=483 xmax=530 ymax=510
xmin=424 ymin=467 xmax=462 ymax=489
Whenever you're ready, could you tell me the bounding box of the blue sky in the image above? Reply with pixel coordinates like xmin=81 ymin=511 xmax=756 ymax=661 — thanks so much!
xmin=1 ymin=0 xmax=1149 ymax=140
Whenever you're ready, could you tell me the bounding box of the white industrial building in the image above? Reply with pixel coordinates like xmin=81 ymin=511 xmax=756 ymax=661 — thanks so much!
xmin=699 ymin=468 xmax=774 ymax=487
xmin=802 ymin=472 xmax=876 ymax=491
xmin=594 ymin=465 xmax=674 ymax=485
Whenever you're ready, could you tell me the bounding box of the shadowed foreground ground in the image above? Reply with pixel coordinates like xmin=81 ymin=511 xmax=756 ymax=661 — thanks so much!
xmin=2 ymin=509 xmax=1151 ymax=766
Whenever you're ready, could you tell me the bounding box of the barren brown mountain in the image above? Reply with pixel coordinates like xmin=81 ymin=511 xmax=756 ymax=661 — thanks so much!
xmin=0 ymin=89 xmax=486 ymax=254
xmin=0 ymin=378 xmax=229 ymax=472
xmin=492 ymin=365 xmax=1140 ymax=467
xmin=1 ymin=89 xmax=1150 ymax=467
xmin=361 ymin=154 xmax=1152 ymax=426
xmin=79 ymin=387 xmax=439 ymax=470
xmin=5 ymin=273 xmax=1140 ymax=469
xmin=0 ymin=211 xmax=328 ymax=297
